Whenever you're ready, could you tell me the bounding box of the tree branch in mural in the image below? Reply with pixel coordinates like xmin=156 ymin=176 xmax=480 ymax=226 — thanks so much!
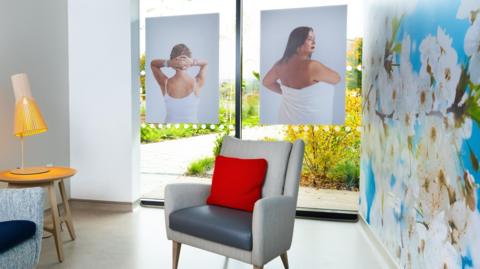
xmin=383 ymin=15 xmax=404 ymax=78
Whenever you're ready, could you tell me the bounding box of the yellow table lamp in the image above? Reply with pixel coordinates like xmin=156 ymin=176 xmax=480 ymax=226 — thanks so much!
xmin=11 ymin=73 xmax=49 ymax=175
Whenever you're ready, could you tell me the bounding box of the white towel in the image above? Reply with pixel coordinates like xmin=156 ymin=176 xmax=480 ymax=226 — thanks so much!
xmin=278 ymin=82 xmax=335 ymax=124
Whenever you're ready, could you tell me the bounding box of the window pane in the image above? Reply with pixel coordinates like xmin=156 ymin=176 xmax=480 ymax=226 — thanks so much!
xmin=242 ymin=0 xmax=363 ymax=212
xmin=140 ymin=0 xmax=236 ymax=199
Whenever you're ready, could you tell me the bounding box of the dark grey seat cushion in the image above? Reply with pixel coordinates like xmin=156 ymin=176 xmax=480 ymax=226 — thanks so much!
xmin=169 ymin=205 xmax=253 ymax=250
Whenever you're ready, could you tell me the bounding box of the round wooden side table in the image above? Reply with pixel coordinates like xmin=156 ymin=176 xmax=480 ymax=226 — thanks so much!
xmin=0 ymin=166 xmax=77 ymax=262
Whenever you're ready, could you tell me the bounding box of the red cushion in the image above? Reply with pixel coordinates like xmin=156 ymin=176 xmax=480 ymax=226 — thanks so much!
xmin=207 ymin=155 xmax=268 ymax=212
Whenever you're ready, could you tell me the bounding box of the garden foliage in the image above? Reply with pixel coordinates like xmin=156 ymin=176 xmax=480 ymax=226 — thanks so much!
xmin=284 ymin=89 xmax=361 ymax=190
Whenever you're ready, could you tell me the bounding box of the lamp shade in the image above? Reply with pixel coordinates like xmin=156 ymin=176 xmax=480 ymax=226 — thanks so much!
xmin=11 ymin=74 xmax=48 ymax=137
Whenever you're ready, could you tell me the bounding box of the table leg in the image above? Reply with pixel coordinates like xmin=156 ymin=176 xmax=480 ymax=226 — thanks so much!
xmin=48 ymin=182 xmax=64 ymax=262
xmin=58 ymin=179 xmax=76 ymax=240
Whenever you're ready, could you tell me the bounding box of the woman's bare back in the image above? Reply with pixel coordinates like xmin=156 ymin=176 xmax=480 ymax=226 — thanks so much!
xmin=275 ymin=59 xmax=340 ymax=90
xmin=166 ymin=75 xmax=195 ymax=98
xmin=276 ymin=60 xmax=317 ymax=90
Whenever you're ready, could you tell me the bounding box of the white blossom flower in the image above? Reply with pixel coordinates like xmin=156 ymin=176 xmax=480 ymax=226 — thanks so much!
xmin=449 ymin=114 xmax=473 ymax=148
xmin=423 ymin=212 xmax=462 ymax=269
xmin=465 ymin=18 xmax=480 ymax=84
xmin=416 ymin=74 xmax=435 ymax=117
xmin=465 ymin=211 xmax=480 ymax=268
xmin=446 ymin=201 xmax=470 ymax=250
xmin=416 ymin=116 xmax=458 ymax=221
xmin=419 ymin=28 xmax=461 ymax=114
xmin=420 ymin=34 xmax=441 ymax=81
xmin=395 ymin=35 xmax=419 ymax=134
xmin=457 ymin=0 xmax=480 ymax=23
xmin=378 ymin=68 xmax=396 ymax=115
xmin=435 ymin=28 xmax=461 ymax=113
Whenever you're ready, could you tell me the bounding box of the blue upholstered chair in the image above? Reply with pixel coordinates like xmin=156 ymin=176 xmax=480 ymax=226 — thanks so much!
xmin=0 ymin=187 xmax=45 ymax=269
xmin=165 ymin=136 xmax=305 ymax=269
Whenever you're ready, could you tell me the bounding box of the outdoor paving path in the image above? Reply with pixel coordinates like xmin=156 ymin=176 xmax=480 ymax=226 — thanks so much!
xmin=141 ymin=125 xmax=285 ymax=175
xmin=140 ymin=125 xmax=359 ymax=211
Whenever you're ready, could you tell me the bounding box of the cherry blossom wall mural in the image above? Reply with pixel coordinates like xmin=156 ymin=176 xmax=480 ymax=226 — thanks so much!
xmin=360 ymin=0 xmax=480 ymax=268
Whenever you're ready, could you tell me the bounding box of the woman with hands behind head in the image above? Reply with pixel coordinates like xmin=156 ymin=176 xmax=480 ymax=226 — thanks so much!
xmin=151 ymin=43 xmax=208 ymax=123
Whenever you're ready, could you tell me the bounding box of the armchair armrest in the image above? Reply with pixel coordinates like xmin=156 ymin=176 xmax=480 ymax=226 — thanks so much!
xmin=0 ymin=187 xmax=45 ymax=265
xmin=0 ymin=188 xmax=44 ymax=226
xmin=164 ymin=183 xmax=211 ymax=238
xmin=252 ymin=195 xmax=296 ymax=266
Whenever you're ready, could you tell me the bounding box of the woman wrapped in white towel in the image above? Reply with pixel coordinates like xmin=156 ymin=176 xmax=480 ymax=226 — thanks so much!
xmin=263 ymin=26 xmax=340 ymax=124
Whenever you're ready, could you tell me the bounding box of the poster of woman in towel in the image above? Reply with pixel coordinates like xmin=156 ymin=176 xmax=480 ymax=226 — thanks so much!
xmin=260 ymin=6 xmax=346 ymax=125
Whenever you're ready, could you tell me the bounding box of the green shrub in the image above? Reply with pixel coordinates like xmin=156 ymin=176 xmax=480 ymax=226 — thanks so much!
xmin=186 ymin=156 xmax=215 ymax=176
xmin=330 ymin=160 xmax=360 ymax=190
xmin=284 ymin=90 xmax=361 ymax=188
xmin=140 ymin=124 xmax=216 ymax=143
xmin=212 ymin=130 xmax=230 ymax=157
xmin=242 ymin=93 xmax=259 ymax=126
xmin=141 ymin=124 xmax=163 ymax=143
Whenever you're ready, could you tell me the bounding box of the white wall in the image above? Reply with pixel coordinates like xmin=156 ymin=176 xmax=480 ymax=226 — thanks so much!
xmin=0 ymin=0 xmax=69 ymax=180
xmin=68 ymin=0 xmax=140 ymax=203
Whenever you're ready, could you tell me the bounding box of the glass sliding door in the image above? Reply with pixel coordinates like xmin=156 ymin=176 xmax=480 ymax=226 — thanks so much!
xmin=241 ymin=0 xmax=363 ymax=212
xmin=139 ymin=0 xmax=364 ymax=215
xmin=139 ymin=0 xmax=236 ymax=200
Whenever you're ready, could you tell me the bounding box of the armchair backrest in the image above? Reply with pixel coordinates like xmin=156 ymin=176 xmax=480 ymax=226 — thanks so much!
xmin=220 ymin=136 xmax=305 ymax=200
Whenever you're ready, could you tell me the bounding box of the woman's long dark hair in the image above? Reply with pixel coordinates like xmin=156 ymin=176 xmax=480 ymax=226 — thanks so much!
xmin=279 ymin=26 xmax=313 ymax=63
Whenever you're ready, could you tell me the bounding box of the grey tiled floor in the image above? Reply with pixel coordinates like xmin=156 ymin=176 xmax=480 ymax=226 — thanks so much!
xmin=38 ymin=205 xmax=390 ymax=269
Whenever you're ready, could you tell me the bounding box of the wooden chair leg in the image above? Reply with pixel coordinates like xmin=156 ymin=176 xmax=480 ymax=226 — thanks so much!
xmin=173 ymin=241 xmax=181 ymax=269
xmin=280 ymin=252 xmax=289 ymax=269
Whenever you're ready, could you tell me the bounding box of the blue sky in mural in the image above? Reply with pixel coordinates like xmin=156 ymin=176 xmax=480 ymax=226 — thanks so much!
xmin=363 ymin=159 xmax=375 ymax=223
xmin=462 ymin=250 xmax=473 ymax=269
xmin=401 ymin=0 xmax=469 ymax=73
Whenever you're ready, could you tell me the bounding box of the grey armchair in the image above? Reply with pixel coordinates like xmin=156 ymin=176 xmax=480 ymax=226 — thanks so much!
xmin=0 ymin=187 xmax=45 ymax=269
xmin=165 ymin=136 xmax=304 ymax=269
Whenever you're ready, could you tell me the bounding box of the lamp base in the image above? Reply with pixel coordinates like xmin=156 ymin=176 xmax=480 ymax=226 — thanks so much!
xmin=10 ymin=167 xmax=50 ymax=175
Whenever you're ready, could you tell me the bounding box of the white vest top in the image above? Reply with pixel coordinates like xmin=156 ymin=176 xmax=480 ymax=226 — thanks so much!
xmin=164 ymin=80 xmax=200 ymax=123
